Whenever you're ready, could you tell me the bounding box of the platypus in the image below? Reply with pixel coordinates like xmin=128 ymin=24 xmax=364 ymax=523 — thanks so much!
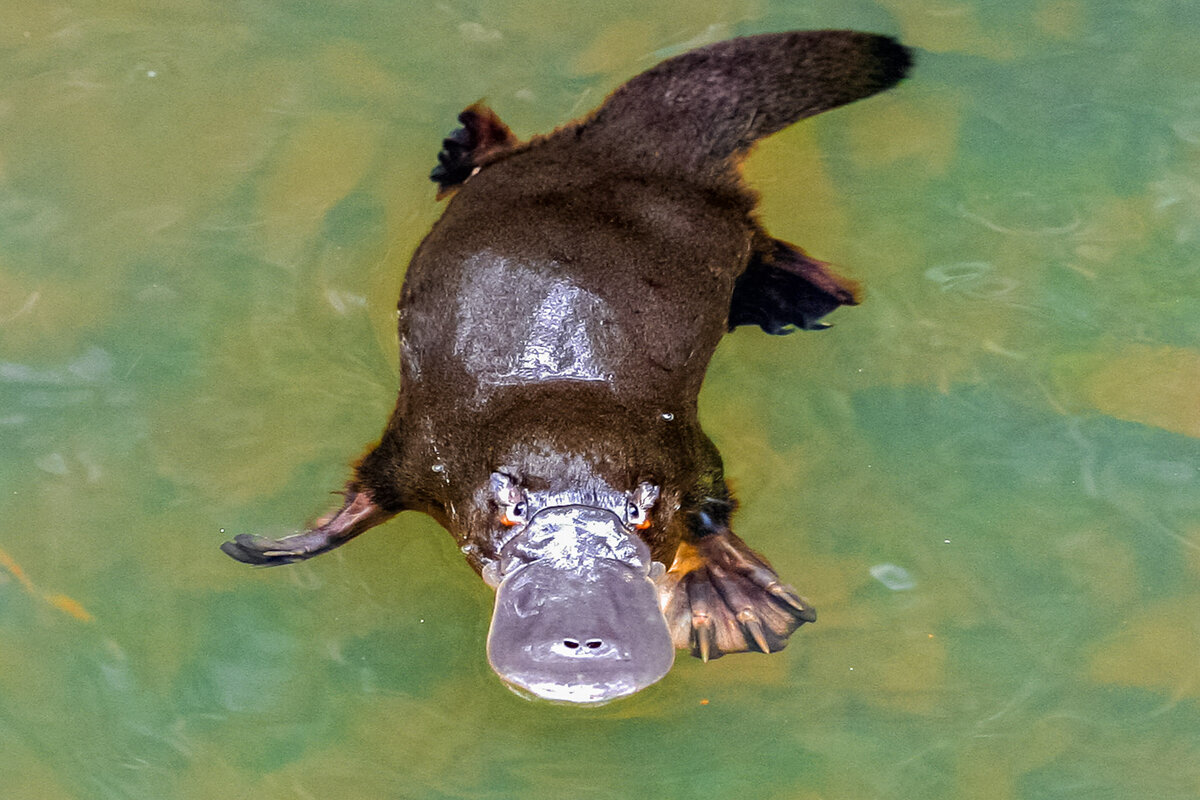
xmin=223 ymin=30 xmax=912 ymax=704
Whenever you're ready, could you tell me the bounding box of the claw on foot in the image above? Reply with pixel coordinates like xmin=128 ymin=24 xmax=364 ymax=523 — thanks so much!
xmin=659 ymin=534 xmax=815 ymax=660
xmin=695 ymin=619 xmax=715 ymax=663
xmin=738 ymin=610 xmax=771 ymax=654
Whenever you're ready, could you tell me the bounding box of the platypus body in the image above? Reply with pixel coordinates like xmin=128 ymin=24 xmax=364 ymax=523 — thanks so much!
xmin=223 ymin=30 xmax=911 ymax=704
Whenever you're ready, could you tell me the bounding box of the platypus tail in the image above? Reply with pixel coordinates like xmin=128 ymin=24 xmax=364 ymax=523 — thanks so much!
xmin=581 ymin=30 xmax=911 ymax=174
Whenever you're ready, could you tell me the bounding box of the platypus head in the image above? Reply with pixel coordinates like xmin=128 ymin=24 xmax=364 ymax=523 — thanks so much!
xmin=482 ymin=474 xmax=673 ymax=705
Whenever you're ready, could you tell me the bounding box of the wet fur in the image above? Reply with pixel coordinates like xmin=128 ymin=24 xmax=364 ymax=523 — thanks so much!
xmin=224 ymin=30 xmax=912 ymax=660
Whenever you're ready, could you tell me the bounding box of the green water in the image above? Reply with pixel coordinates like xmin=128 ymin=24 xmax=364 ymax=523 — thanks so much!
xmin=2 ymin=1 xmax=1198 ymax=798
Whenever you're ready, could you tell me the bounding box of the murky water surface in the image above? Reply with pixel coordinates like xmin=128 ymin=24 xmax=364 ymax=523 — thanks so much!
xmin=2 ymin=1 xmax=1198 ymax=798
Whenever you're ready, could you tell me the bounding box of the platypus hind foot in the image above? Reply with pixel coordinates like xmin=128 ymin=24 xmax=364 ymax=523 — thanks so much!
xmin=659 ymin=532 xmax=816 ymax=661
xmin=430 ymin=102 xmax=519 ymax=198
xmin=728 ymin=236 xmax=861 ymax=334
xmin=220 ymin=490 xmax=393 ymax=566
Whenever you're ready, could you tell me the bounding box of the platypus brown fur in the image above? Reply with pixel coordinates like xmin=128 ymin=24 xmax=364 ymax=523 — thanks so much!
xmin=223 ymin=30 xmax=912 ymax=704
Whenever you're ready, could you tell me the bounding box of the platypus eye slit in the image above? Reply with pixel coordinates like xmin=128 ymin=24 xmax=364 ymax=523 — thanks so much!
xmin=626 ymin=501 xmax=651 ymax=529
xmin=501 ymin=501 xmax=528 ymax=526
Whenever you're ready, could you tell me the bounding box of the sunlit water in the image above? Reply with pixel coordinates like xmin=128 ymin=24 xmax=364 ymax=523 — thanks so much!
xmin=2 ymin=1 xmax=1198 ymax=798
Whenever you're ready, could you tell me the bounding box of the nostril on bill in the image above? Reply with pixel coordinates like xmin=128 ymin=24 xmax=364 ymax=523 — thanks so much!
xmin=557 ymin=637 xmax=608 ymax=655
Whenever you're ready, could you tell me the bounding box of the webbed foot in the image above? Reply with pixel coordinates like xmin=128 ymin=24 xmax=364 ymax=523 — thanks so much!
xmin=430 ymin=102 xmax=518 ymax=198
xmin=659 ymin=531 xmax=815 ymax=660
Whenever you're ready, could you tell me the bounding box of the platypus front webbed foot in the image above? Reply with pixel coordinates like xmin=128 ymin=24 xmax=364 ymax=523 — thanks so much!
xmin=430 ymin=102 xmax=519 ymax=198
xmin=659 ymin=527 xmax=815 ymax=661
xmin=220 ymin=490 xmax=393 ymax=566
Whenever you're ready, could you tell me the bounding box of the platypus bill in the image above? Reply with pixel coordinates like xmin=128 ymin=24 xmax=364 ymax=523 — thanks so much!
xmin=223 ymin=30 xmax=912 ymax=705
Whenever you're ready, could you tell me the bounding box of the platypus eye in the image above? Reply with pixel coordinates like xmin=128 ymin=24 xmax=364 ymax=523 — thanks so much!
xmin=626 ymin=482 xmax=660 ymax=530
xmin=491 ymin=472 xmax=529 ymax=527
xmin=625 ymin=500 xmax=651 ymax=530
xmin=501 ymin=501 xmax=528 ymax=527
